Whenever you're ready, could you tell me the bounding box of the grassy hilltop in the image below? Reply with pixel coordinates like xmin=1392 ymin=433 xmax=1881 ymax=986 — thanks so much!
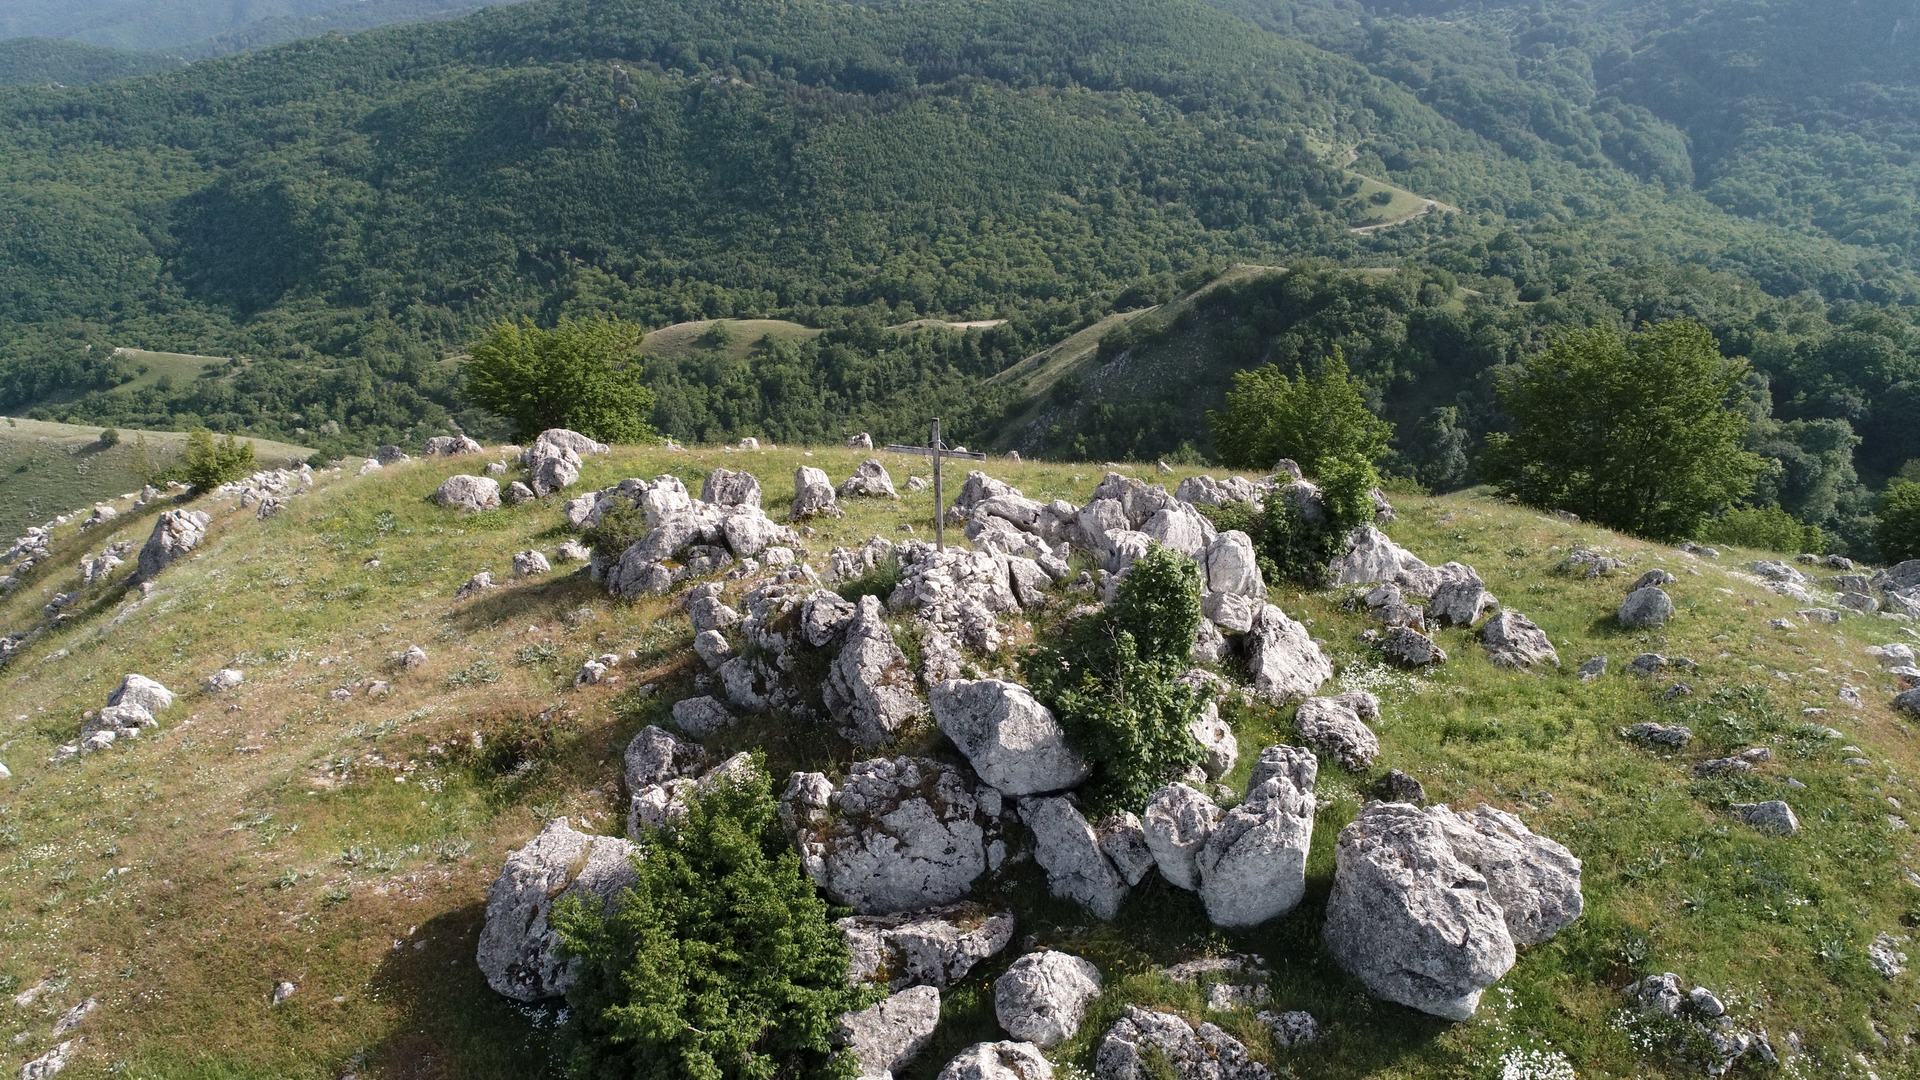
xmin=1 ymin=445 xmax=1917 ymax=1078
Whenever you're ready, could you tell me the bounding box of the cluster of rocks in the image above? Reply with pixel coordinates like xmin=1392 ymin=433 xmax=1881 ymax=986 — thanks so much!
xmin=53 ymin=674 xmax=175 ymax=759
xmin=213 ymin=464 xmax=315 ymax=520
xmin=1344 ymin=524 xmax=1557 ymax=670
xmin=1623 ymin=973 xmax=1776 ymax=1075
xmin=132 ymin=509 xmax=211 ymax=585
xmin=566 ymin=470 xmax=800 ymax=597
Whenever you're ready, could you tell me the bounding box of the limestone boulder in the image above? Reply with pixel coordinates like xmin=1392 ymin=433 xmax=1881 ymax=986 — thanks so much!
xmin=931 ymin=679 xmax=1089 ymax=797
xmin=840 ymin=903 xmax=1016 ymax=990
xmin=435 ymin=474 xmax=501 ymax=513
xmin=1245 ymin=604 xmax=1333 ymax=704
xmin=1022 ymin=795 xmax=1129 ymax=919
xmin=936 ymin=1042 xmax=1053 ymax=1080
xmin=1093 ymin=1007 xmax=1268 ymax=1080
xmin=1426 ymin=562 xmax=1495 ymax=627
xmin=133 ymin=508 xmax=211 ymax=583
xmin=827 ymin=596 xmax=930 ymax=748
xmin=1619 ymin=586 xmax=1674 ymax=628
xmin=793 ymin=465 xmax=843 ymax=520
xmin=995 ymin=951 xmax=1102 ymax=1049
xmin=790 ymin=757 xmax=990 ymax=914
xmin=840 ymin=458 xmax=900 ymax=499
xmin=1196 ymin=745 xmax=1316 ymax=928
xmin=1428 ymin=804 xmax=1583 ymax=947
xmin=1481 ymin=611 xmax=1559 ymax=669
xmin=1141 ymin=783 xmax=1222 ymax=891
xmin=1203 ymin=529 xmax=1264 ymax=599
xmin=1293 ymin=691 xmax=1380 ymax=772
xmin=477 ymin=818 xmax=640 ymax=1001
xmin=840 ymin=985 xmax=941 ymax=1079
xmin=1323 ymin=802 xmax=1516 ymax=1020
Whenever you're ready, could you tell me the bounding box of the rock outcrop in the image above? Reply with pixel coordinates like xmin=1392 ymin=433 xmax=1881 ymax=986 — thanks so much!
xmin=1293 ymin=691 xmax=1381 ymax=771
xmin=840 ymin=985 xmax=941 ymax=1079
xmin=936 ymin=1042 xmax=1053 ymax=1080
xmin=840 ymin=459 xmax=900 ymax=499
xmin=1481 ymin=610 xmax=1559 ymax=669
xmin=477 ymin=819 xmax=640 ymax=1001
xmin=133 ymin=509 xmax=211 ymax=583
xmin=826 ymin=596 xmax=929 ymax=748
xmin=1142 ymin=782 xmax=1222 ymax=891
xmin=931 ymin=679 xmax=1089 ymax=797
xmin=1244 ymin=604 xmax=1333 ymax=704
xmin=840 ymin=903 xmax=1016 ymax=990
xmin=786 ymin=758 xmax=992 ymax=914
xmin=1197 ymin=745 xmax=1316 ymax=927
xmin=1093 ymin=1007 xmax=1269 ymax=1080
xmin=1022 ymin=795 xmax=1129 ymax=919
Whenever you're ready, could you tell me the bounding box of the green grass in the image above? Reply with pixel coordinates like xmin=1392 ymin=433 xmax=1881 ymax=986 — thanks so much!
xmin=1347 ymin=174 xmax=1434 ymax=229
xmin=638 ymin=319 xmax=823 ymax=362
xmin=1 ymin=446 xmax=1916 ymax=1078
xmin=0 ymin=416 xmax=312 ymax=537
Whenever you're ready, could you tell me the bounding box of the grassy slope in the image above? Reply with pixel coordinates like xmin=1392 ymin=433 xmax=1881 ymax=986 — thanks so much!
xmin=0 ymin=417 xmax=312 ymax=537
xmin=0 ymin=447 xmax=1915 ymax=1078
xmin=638 ymin=319 xmax=822 ymax=363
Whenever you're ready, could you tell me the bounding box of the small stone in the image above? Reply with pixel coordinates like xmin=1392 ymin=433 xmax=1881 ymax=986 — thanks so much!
xmin=271 ymin=981 xmax=297 ymax=1006
xmin=1373 ymin=769 xmax=1426 ymax=804
xmin=1732 ymin=800 xmax=1800 ymax=836
xmin=1578 ymin=656 xmax=1606 ymax=681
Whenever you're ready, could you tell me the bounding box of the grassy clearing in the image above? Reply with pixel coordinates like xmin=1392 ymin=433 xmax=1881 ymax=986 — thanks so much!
xmin=638 ymin=319 xmax=822 ymax=362
xmin=1347 ymin=175 xmax=1433 ymax=228
xmin=104 ymin=349 xmax=231 ymax=397
xmin=0 ymin=417 xmax=312 ymax=537
xmin=0 ymin=445 xmax=1916 ymax=1078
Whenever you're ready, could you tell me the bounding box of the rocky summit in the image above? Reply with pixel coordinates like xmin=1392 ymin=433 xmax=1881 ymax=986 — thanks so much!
xmin=0 ymin=443 xmax=1912 ymax=1079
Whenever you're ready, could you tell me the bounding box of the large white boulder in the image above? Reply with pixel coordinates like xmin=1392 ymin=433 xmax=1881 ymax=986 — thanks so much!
xmin=1323 ymin=802 xmax=1516 ymax=1019
xmin=995 ymin=951 xmax=1102 ymax=1049
xmin=1293 ymin=691 xmax=1380 ymax=772
xmin=1021 ymin=796 xmax=1129 ymax=920
xmin=793 ymin=465 xmax=842 ymax=520
xmin=1141 ymin=783 xmax=1221 ymax=891
xmin=936 ymin=1042 xmax=1053 ymax=1080
xmin=1244 ymin=604 xmax=1332 ymax=704
xmin=1196 ymin=745 xmax=1316 ymax=928
xmin=476 ymin=818 xmax=639 ymax=1001
xmin=931 ymin=679 xmax=1090 ymax=797
xmin=787 ymin=758 xmax=990 ymax=914
xmin=133 ymin=508 xmax=211 ymax=583
xmin=840 ymin=903 xmax=1016 ymax=990
xmin=1202 ymin=529 xmax=1265 ymax=598
xmin=435 ymin=474 xmax=501 ymax=512
xmin=840 ymin=985 xmax=941 ymax=1079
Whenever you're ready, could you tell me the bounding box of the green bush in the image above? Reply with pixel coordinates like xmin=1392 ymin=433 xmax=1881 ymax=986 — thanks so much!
xmin=1877 ymin=480 xmax=1920 ymax=564
xmin=1026 ymin=543 xmax=1209 ymax=814
xmin=557 ymin=763 xmax=870 ymax=1080
xmin=463 ymin=316 xmax=657 ymax=444
xmin=578 ymin=498 xmax=652 ymax=561
xmin=1207 ymin=348 xmax=1392 ymax=474
xmin=1699 ymin=506 xmax=1826 ymax=556
xmin=1200 ymin=456 xmax=1380 ymax=587
xmin=173 ymin=428 xmax=256 ymax=492
xmin=96 ymin=426 xmax=119 ymax=448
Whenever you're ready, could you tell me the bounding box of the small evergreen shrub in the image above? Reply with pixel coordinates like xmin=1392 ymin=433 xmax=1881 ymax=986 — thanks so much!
xmin=1026 ymin=543 xmax=1209 ymax=814
xmin=173 ymin=429 xmax=256 ymax=492
xmin=1700 ymin=505 xmax=1826 ymax=556
xmin=579 ymin=499 xmax=652 ymax=560
xmin=96 ymin=426 xmax=120 ymax=448
xmin=557 ymin=764 xmax=871 ymax=1080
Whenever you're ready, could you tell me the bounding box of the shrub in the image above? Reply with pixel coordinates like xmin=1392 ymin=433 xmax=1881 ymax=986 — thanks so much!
xmin=1877 ymin=480 xmax=1920 ymax=564
xmin=1699 ymin=506 xmax=1826 ymax=556
xmin=1199 ymin=456 xmax=1380 ymax=587
xmin=557 ymin=764 xmax=871 ymax=1080
xmin=1207 ymin=348 xmax=1392 ymax=473
xmin=463 ymin=316 xmax=657 ymax=444
xmin=1026 ymin=543 xmax=1209 ymax=814
xmin=1480 ymin=319 xmax=1765 ymax=540
xmin=174 ymin=429 xmax=256 ymax=491
xmin=578 ymin=499 xmax=651 ymax=560
xmin=97 ymin=426 xmax=120 ymax=448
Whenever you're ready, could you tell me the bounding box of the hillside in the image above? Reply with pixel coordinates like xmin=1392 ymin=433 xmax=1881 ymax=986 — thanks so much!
xmin=0 ymin=0 xmax=508 ymax=53
xmin=4 ymin=0 xmax=1920 ymax=463
xmin=3 ymin=442 xmax=1918 ymax=1077
xmin=0 ymin=38 xmax=180 ymax=87
xmin=0 ymin=417 xmax=312 ymax=537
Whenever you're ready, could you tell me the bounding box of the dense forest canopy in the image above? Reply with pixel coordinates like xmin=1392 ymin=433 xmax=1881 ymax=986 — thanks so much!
xmin=2 ymin=0 xmax=1920 ymax=552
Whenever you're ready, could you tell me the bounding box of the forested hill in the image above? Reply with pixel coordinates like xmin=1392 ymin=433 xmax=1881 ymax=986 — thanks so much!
xmin=2 ymin=0 xmax=1919 ymax=466
xmin=1217 ymin=0 xmax=1920 ymax=273
xmin=0 ymin=38 xmax=182 ymax=87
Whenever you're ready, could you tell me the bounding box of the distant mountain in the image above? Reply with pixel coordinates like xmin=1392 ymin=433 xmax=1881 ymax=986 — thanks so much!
xmin=0 ymin=37 xmax=182 ymax=87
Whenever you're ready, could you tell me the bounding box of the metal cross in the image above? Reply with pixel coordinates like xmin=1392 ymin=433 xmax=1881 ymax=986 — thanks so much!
xmin=883 ymin=418 xmax=985 ymax=551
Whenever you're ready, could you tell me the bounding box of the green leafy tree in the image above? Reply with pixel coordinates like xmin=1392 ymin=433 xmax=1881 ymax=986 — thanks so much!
xmin=96 ymin=426 xmax=119 ymax=448
xmin=1202 ymin=455 xmax=1381 ymax=586
xmin=463 ymin=317 xmax=657 ymax=444
xmin=1877 ymin=480 xmax=1920 ymax=564
xmin=174 ymin=429 xmax=255 ymax=492
xmin=1026 ymin=543 xmax=1209 ymax=814
xmin=556 ymin=764 xmax=870 ymax=1080
xmin=1208 ymin=348 xmax=1392 ymax=473
xmin=1480 ymin=320 xmax=1766 ymax=541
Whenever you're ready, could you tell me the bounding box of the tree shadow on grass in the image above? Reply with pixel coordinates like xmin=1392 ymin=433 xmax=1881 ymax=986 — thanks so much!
xmin=446 ymin=571 xmax=609 ymax=632
xmin=364 ymin=902 xmax=564 ymax=1080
